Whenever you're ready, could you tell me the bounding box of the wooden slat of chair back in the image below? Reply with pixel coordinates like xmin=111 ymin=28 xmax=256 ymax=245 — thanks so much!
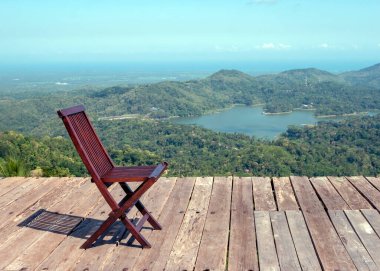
xmin=58 ymin=105 xmax=114 ymax=181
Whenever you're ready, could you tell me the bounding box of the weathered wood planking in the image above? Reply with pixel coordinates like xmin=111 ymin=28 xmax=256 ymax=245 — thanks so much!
xmin=347 ymin=176 xmax=380 ymax=210
xmin=2 ymin=176 xmax=380 ymax=270
xmin=361 ymin=209 xmax=380 ymax=237
xmin=310 ymin=176 xmax=350 ymax=210
xmin=5 ymin=179 xmax=101 ymax=271
xmin=255 ymin=211 xmax=280 ymax=271
xmin=228 ymin=177 xmax=258 ymax=271
xmin=165 ymin=177 xmax=213 ymax=271
xmin=270 ymin=211 xmax=300 ymax=270
xmin=132 ymin=177 xmax=196 ymax=271
xmin=272 ymin=177 xmax=298 ymax=211
xmin=68 ymin=181 xmax=148 ymax=271
xmin=0 ymin=177 xmax=30 ymax=197
xmin=328 ymin=176 xmax=373 ymax=209
xmin=329 ymin=210 xmax=378 ymax=271
xmin=0 ymin=178 xmax=83 ymax=246
xmin=195 ymin=176 xmax=232 ymax=271
xmin=0 ymin=179 xmax=94 ymax=270
xmin=345 ymin=210 xmax=380 ymax=267
xmin=35 ymin=182 xmax=139 ymax=271
xmin=103 ymin=177 xmax=177 ymax=271
xmin=71 ymin=182 xmax=140 ymax=270
xmin=0 ymin=177 xmax=66 ymax=230
xmin=291 ymin=176 xmax=356 ymax=270
xmin=252 ymin=177 xmax=277 ymax=211
xmin=286 ymin=210 xmax=322 ymax=271
xmin=0 ymin=177 xmax=44 ymax=208
xmin=366 ymin=177 xmax=380 ymax=191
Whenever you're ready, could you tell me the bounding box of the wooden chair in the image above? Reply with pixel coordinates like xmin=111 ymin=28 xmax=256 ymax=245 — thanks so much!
xmin=57 ymin=105 xmax=168 ymax=249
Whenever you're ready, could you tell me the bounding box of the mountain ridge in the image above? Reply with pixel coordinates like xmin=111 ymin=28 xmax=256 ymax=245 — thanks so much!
xmin=0 ymin=62 xmax=379 ymax=136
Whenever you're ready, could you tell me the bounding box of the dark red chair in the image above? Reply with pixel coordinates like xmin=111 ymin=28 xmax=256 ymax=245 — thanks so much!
xmin=57 ymin=105 xmax=168 ymax=249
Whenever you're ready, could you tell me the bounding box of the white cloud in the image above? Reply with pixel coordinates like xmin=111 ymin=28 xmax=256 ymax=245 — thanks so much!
xmin=256 ymin=42 xmax=291 ymax=50
xmin=278 ymin=43 xmax=291 ymax=49
xmin=319 ymin=43 xmax=329 ymax=48
xmin=261 ymin=42 xmax=275 ymax=49
xmin=317 ymin=43 xmax=345 ymax=50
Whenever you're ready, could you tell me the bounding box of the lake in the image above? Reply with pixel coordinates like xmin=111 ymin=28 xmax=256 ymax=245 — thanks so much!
xmin=174 ymin=106 xmax=349 ymax=140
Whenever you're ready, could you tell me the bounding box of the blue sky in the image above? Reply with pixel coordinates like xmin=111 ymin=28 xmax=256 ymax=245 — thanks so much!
xmin=1 ymin=0 xmax=380 ymax=65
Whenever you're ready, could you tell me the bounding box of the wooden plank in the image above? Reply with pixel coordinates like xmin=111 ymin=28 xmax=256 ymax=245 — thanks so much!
xmin=0 ymin=177 xmax=41 ymax=207
xmin=291 ymin=176 xmax=356 ymax=270
xmin=329 ymin=176 xmax=373 ymax=210
xmin=131 ymin=177 xmax=196 ymax=271
xmin=0 ymin=177 xmax=29 ymax=197
xmin=310 ymin=176 xmax=350 ymax=210
xmin=272 ymin=177 xmax=298 ymax=211
xmin=286 ymin=210 xmax=322 ymax=271
xmin=194 ymin=176 xmax=232 ymax=271
xmin=75 ymin=177 xmax=177 ymax=271
xmin=252 ymin=176 xmax=276 ymax=211
xmin=329 ymin=210 xmax=378 ymax=271
xmin=5 ymin=178 xmax=100 ymax=271
xmin=271 ymin=211 xmax=300 ymax=270
xmin=345 ymin=210 xmax=380 ymax=268
xmin=361 ymin=209 xmax=380 ymax=237
xmin=228 ymin=177 xmax=258 ymax=271
xmin=366 ymin=177 xmax=380 ymax=191
xmin=38 ymin=183 xmax=127 ymax=271
xmin=165 ymin=177 xmax=213 ymax=271
xmin=0 ymin=177 xmax=66 ymax=230
xmin=348 ymin=176 xmax=380 ymax=211
xmin=71 ymin=183 xmax=138 ymax=271
xmin=0 ymin=179 xmax=94 ymax=270
xmin=255 ymin=211 xmax=280 ymax=271
xmin=0 ymin=178 xmax=83 ymax=245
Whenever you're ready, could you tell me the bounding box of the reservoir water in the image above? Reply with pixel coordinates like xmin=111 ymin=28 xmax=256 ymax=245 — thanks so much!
xmin=174 ymin=106 xmax=348 ymax=140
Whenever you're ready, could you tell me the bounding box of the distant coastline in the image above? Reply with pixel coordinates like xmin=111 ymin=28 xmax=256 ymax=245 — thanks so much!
xmin=316 ymin=111 xmax=371 ymax=118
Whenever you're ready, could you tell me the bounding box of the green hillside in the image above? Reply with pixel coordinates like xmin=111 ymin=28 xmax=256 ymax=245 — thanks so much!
xmin=1 ymin=63 xmax=380 ymax=136
xmin=1 ymin=115 xmax=379 ymax=177
xmin=340 ymin=63 xmax=380 ymax=88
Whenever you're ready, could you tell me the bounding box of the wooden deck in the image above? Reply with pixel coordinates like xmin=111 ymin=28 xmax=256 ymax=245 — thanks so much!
xmin=0 ymin=176 xmax=380 ymax=270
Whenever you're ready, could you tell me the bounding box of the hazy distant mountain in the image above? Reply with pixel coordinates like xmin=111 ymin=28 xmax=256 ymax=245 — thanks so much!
xmin=1 ymin=63 xmax=380 ymax=135
xmin=340 ymin=63 xmax=380 ymax=88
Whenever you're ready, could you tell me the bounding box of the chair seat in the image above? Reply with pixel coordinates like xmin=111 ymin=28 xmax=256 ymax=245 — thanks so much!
xmin=101 ymin=166 xmax=157 ymax=182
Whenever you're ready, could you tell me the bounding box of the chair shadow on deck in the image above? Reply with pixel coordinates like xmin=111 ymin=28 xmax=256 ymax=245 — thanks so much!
xmin=18 ymin=209 xmax=154 ymax=248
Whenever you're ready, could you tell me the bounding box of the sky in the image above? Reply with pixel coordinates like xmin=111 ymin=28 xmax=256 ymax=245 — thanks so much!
xmin=1 ymin=0 xmax=380 ymax=69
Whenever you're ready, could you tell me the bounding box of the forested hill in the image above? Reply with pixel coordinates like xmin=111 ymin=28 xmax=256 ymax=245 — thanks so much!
xmin=0 ymin=63 xmax=380 ymax=136
xmin=1 ymin=115 xmax=379 ymax=177
xmin=340 ymin=63 xmax=380 ymax=88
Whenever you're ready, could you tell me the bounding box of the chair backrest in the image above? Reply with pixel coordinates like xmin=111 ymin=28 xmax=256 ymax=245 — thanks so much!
xmin=57 ymin=105 xmax=114 ymax=180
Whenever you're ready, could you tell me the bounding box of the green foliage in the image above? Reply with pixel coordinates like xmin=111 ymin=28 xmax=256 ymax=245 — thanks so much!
xmin=0 ymin=156 xmax=28 ymax=177
xmin=0 ymin=131 xmax=86 ymax=177
xmin=1 ymin=114 xmax=379 ymax=177
xmin=0 ymin=64 xmax=380 ymax=178
xmin=1 ymin=65 xmax=380 ymax=137
xmin=340 ymin=63 xmax=380 ymax=88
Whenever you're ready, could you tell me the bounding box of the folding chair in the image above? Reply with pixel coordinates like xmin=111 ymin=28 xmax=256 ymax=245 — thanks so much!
xmin=57 ymin=105 xmax=168 ymax=249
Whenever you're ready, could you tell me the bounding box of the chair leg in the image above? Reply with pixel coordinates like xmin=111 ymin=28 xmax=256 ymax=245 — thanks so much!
xmin=135 ymin=201 xmax=162 ymax=230
xmin=120 ymin=216 xmax=152 ymax=248
xmin=119 ymin=182 xmax=162 ymax=230
xmin=81 ymin=215 xmax=117 ymax=249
